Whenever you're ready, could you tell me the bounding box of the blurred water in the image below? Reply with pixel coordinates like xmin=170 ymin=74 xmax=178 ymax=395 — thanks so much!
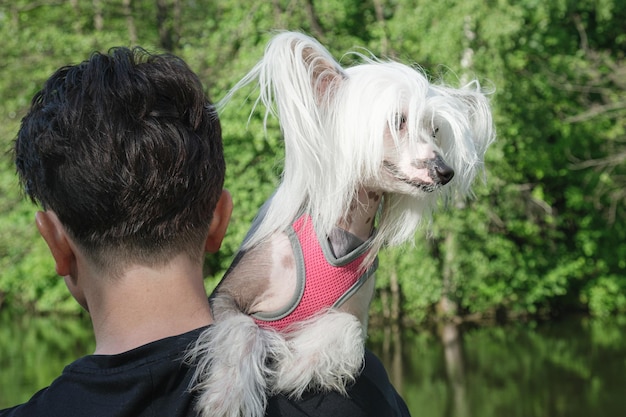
xmin=1 ymin=311 xmax=625 ymax=416
xmin=368 ymin=316 xmax=626 ymax=417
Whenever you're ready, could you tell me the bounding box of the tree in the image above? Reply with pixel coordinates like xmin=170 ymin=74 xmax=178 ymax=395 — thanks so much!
xmin=0 ymin=0 xmax=624 ymax=320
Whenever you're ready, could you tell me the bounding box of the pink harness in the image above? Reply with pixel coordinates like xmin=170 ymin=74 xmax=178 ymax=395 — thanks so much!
xmin=253 ymin=215 xmax=374 ymax=331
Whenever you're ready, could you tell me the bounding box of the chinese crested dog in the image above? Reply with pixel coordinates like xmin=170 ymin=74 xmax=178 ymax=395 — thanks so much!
xmin=187 ymin=31 xmax=494 ymax=417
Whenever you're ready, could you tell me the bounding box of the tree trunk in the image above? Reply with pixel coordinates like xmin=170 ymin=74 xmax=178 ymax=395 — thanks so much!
xmin=373 ymin=0 xmax=389 ymax=55
xmin=122 ymin=0 xmax=137 ymax=45
xmin=68 ymin=0 xmax=82 ymax=34
xmin=93 ymin=0 xmax=103 ymax=32
xmin=156 ymin=0 xmax=173 ymax=52
xmin=303 ymin=0 xmax=324 ymax=40
xmin=172 ymin=0 xmax=181 ymax=50
xmin=438 ymin=15 xmax=476 ymax=319
xmin=440 ymin=322 xmax=469 ymax=417
xmin=439 ymin=230 xmax=459 ymax=318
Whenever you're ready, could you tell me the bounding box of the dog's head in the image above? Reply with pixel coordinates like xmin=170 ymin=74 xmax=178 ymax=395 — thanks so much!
xmin=226 ymin=31 xmax=494 ymax=247
xmin=331 ymin=58 xmax=493 ymax=201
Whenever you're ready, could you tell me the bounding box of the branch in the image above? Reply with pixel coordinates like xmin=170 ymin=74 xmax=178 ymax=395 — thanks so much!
xmin=571 ymin=151 xmax=626 ymax=170
xmin=565 ymin=101 xmax=626 ymax=123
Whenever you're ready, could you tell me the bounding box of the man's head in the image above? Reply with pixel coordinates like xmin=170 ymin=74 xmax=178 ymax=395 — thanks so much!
xmin=15 ymin=47 xmax=226 ymax=273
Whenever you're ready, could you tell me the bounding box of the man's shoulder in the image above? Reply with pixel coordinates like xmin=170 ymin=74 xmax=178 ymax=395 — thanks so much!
xmin=264 ymin=349 xmax=411 ymax=417
xmin=0 ymin=358 xmax=198 ymax=417
xmin=0 ymin=328 xmax=209 ymax=417
xmin=0 ymin=387 xmax=47 ymax=417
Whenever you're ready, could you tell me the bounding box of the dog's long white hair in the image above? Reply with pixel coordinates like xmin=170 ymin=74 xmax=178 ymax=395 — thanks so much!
xmin=220 ymin=31 xmax=494 ymax=253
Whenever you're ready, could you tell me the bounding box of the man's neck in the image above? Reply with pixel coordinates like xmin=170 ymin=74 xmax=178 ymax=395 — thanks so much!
xmin=85 ymin=255 xmax=213 ymax=355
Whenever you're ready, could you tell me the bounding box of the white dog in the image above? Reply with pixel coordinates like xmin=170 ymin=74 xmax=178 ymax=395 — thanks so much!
xmin=186 ymin=31 xmax=494 ymax=417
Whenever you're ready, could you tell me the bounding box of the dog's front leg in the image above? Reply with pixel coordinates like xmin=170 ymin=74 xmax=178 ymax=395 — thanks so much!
xmin=187 ymin=293 xmax=289 ymax=417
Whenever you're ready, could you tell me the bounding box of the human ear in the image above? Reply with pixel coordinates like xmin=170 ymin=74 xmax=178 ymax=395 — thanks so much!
xmin=35 ymin=211 xmax=75 ymax=276
xmin=205 ymin=190 xmax=233 ymax=253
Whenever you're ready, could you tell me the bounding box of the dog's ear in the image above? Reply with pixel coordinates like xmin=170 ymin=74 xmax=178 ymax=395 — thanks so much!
xmin=460 ymin=89 xmax=494 ymax=158
xmin=237 ymin=32 xmax=354 ymax=247
xmin=300 ymin=44 xmax=347 ymax=104
xmin=436 ymin=83 xmax=494 ymax=196
xmin=442 ymin=83 xmax=494 ymax=159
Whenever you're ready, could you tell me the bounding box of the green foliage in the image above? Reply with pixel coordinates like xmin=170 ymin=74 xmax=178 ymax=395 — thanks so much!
xmin=0 ymin=0 xmax=624 ymax=321
xmin=583 ymin=276 xmax=626 ymax=317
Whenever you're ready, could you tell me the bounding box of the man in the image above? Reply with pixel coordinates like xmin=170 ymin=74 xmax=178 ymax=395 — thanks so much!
xmin=1 ymin=46 xmax=409 ymax=416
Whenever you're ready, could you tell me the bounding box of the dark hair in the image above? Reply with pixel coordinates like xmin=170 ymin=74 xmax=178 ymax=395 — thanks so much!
xmin=15 ymin=47 xmax=225 ymax=269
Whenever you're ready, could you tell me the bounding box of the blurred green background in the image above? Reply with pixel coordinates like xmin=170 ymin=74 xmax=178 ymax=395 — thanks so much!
xmin=1 ymin=1 xmax=625 ymax=415
xmin=1 ymin=0 xmax=624 ymax=322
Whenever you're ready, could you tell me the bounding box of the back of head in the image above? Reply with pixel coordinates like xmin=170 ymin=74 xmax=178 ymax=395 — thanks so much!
xmin=15 ymin=47 xmax=225 ymax=271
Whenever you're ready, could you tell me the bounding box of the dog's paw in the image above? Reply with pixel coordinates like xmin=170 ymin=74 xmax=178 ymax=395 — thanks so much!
xmin=189 ymin=314 xmax=288 ymax=417
xmin=271 ymin=310 xmax=365 ymax=398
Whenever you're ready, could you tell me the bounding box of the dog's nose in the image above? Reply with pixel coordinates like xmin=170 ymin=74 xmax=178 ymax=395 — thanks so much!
xmin=433 ymin=155 xmax=454 ymax=185
xmin=436 ymin=164 xmax=454 ymax=184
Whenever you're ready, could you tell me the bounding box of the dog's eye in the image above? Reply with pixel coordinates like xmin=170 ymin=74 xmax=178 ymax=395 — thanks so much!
xmin=393 ymin=114 xmax=406 ymax=131
xmin=432 ymin=127 xmax=439 ymax=138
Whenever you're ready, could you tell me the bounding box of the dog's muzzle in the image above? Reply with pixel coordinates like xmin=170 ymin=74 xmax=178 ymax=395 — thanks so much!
xmin=383 ymin=153 xmax=455 ymax=192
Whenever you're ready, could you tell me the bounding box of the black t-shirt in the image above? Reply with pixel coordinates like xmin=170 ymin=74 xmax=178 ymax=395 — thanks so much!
xmin=0 ymin=327 xmax=410 ymax=417
xmin=266 ymin=349 xmax=411 ymax=417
